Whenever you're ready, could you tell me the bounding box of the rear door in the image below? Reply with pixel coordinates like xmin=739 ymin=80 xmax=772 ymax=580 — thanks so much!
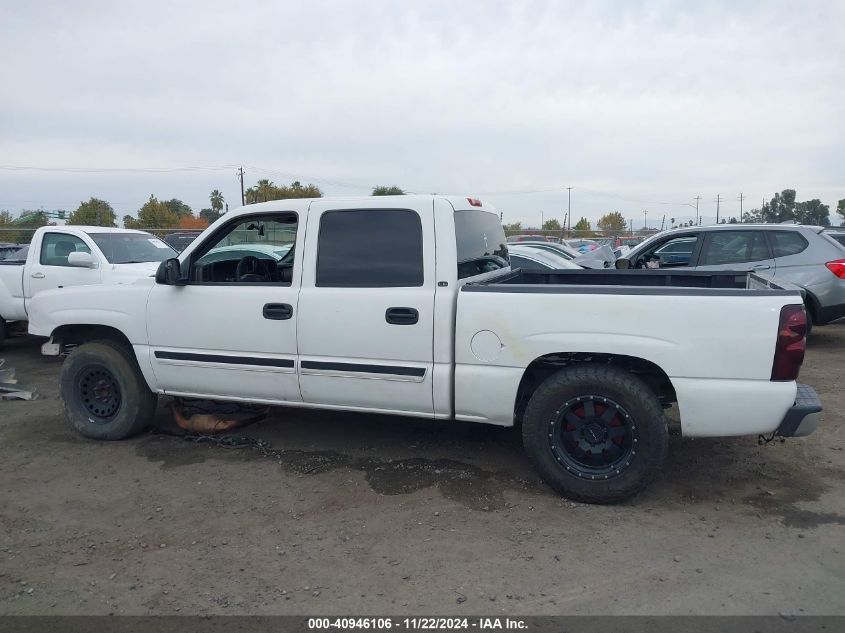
xmin=296 ymin=200 xmax=436 ymax=415
xmin=695 ymin=230 xmax=776 ymax=273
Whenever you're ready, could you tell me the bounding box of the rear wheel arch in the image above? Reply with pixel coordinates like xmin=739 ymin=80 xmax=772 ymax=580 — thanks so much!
xmin=514 ymin=352 xmax=675 ymax=425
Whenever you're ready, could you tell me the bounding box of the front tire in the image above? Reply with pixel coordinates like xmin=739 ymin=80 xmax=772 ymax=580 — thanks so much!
xmin=522 ymin=365 xmax=668 ymax=503
xmin=60 ymin=340 xmax=157 ymax=440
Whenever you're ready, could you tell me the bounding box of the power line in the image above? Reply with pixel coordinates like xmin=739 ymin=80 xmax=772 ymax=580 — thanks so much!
xmin=0 ymin=164 xmax=236 ymax=174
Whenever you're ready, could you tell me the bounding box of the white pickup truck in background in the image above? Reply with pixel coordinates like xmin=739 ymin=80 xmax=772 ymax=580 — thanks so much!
xmin=27 ymin=196 xmax=822 ymax=503
xmin=0 ymin=226 xmax=177 ymax=347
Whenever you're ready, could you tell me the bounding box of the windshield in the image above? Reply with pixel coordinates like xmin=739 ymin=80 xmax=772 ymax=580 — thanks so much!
xmin=455 ymin=209 xmax=509 ymax=279
xmin=90 ymin=233 xmax=177 ymax=264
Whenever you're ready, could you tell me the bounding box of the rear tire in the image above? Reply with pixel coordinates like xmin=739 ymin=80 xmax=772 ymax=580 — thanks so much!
xmin=522 ymin=365 xmax=668 ymax=504
xmin=60 ymin=340 xmax=157 ymax=440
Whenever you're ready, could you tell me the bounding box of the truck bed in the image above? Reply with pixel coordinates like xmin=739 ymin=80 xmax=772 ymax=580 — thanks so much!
xmin=465 ymin=269 xmax=795 ymax=293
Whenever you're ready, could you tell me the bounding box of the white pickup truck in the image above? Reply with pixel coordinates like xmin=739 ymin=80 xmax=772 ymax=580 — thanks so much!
xmin=0 ymin=226 xmax=177 ymax=347
xmin=28 ymin=196 xmax=822 ymax=503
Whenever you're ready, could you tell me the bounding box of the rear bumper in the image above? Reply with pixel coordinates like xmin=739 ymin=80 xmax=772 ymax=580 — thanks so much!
xmin=776 ymin=384 xmax=822 ymax=437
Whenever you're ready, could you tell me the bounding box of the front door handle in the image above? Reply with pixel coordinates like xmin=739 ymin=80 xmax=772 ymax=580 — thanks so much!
xmin=263 ymin=303 xmax=293 ymax=320
xmin=31 ymin=272 xmax=45 ymax=279
xmin=386 ymin=307 xmax=419 ymax=325
xmin=752 ymin=265 xmax=771 ymax=271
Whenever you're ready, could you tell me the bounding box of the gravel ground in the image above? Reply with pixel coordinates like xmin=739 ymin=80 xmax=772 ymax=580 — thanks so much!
xmin=0 ymin=327 xmax=843 ymax=615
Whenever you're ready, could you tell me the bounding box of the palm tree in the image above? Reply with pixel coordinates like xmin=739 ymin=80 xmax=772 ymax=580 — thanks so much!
xmin=210 ymin=189 xmax=224 ymax=214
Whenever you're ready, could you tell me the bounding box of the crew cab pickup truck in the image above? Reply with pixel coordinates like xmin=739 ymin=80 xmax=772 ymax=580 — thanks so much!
xmin=0 ymin=226 xmax=177 ymax=347
xmin=28 ymin=196 xmax=822 ymax=503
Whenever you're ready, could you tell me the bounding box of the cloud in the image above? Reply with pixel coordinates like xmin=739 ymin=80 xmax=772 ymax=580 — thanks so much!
xmin=1 ymin=0 xmax=842 ymax=225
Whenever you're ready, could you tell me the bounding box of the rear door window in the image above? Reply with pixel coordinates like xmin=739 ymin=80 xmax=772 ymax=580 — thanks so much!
xmin=316 ymin=209 xmax=423 ymax=287
xmin=768 ymin=231 xmax=809 ymax=257
xmin=700 ymin=231 xmax=771 ymax=265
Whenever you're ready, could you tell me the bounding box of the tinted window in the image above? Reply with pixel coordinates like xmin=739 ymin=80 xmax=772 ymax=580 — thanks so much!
xmin=700 ymin=231 xmax=770 ymax=265
xmin=317 ymin=209 xmax=423 ymax=287
xmin=39 ymin=233 xmax=91 ymax=266
xmin=769 ymin=231 xmax=808 ymax=257
xmin=455 ymin=210 xmax=509 ymax=279
xmin=828 ymin=234 xmax=845 ymax=247
xmin=90 ymin=233 xmax=177 ymax=264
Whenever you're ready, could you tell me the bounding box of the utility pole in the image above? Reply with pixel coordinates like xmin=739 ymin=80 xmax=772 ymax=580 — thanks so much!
xmin=566 ymin=187 xmax=573 ymax=236
xmin=715 ymin=193 xmax=721 ymax=224
xmin=738 ymin=192 xmax=745 ymax=223
xmin=629 ymin=218 xmax=633 ymax=235
xmin=660 ymin=215 xmax=665 ymax=231
xmin=238 ymin=167 xmax=245 ymax=206
xmin=693 ymin=195 xmax=701 ymax=226
xmin=643 ymin=210 xmax=648 ymax=230
xmin=540 ymin=210 xmax=544 ymax=230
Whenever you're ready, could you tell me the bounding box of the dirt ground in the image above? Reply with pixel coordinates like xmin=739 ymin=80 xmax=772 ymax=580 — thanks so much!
xmin=0 ymin=327 xmax=843 ymax=616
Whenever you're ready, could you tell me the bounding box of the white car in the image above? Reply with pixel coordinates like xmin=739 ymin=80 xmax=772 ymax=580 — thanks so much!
xmin=29 ymin=196 xmax=821 ymax=503
xmin=0 ymin=226 xmax=177 ymax=347
xmin=507 ymin=245 xmax=582 ymax=270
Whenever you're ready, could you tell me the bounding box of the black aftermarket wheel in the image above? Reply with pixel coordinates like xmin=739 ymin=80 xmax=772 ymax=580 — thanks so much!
xmin=60 ymin=340 xmax=157 ymax=440
xmin=522 ymin=365 xmax=668 ymax=504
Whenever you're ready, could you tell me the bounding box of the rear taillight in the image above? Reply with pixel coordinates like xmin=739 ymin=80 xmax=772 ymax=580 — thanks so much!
xmin=825 ymin=259 xmax=845 ymax=279
xmin=467 ymin=197 xmax=482 ymax=207
xmin=771 ymin=304 xmax=807 ymax=381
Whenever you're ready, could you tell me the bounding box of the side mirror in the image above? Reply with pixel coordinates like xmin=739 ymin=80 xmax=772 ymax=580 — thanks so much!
xmin=155 ymin=258 xmax=187 ymax=285
xmin=67 ymin=251 xmax=97 ymax=268
xmin=615 ymin=258 xmax=631 ymax=270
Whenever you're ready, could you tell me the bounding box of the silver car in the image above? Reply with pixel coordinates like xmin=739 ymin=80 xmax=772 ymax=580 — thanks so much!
xmin=620 ymin=224 xmax=845 ymax=328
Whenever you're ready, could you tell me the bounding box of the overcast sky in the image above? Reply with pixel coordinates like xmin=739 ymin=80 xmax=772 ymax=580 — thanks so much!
xmin=1 ymin=0 xmax=843 ymax=227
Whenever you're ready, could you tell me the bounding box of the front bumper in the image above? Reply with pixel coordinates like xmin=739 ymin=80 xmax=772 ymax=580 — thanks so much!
xmin=776 ymin=384 xmax=822 ymax=437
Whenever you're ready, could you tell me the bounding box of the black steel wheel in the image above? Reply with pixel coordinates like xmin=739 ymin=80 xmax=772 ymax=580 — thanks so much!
xmin=522 ymin=364 xmax=668 ymax=503
xmin=76 ymin=365 xmax=122 ymax=421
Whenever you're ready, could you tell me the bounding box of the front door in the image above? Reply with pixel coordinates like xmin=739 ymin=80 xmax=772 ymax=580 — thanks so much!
xmin=296 ymin=201 xmax=436 ymax=416
xmin=146 ymin=211 xmax=303 ymax=402
xmin=25 ymin=231 xmax=101 ymax=299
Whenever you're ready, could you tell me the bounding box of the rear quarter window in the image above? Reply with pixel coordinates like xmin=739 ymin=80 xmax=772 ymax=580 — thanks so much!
xmin=455 ymin=210 xmax=509 ymax=279
xmin=768 ymin=231 xmax=808 ymax=257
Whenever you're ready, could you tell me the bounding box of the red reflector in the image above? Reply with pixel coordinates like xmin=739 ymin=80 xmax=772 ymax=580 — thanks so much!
xmin=771 ymin=304 xmax=807 ymax=381
xmin=467 ymin=197 xmax=482 ymax=207
xmin=825 ymin=259 xmax=845 ymax=279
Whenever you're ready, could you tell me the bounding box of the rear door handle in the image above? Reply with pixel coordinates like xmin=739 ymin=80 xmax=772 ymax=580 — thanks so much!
xmin=31 ymin=272 xmax=45 ymax=279
xmin=263 ymin=303 xmax=293 ymax=320
xmin=386 ymin=307 xmax=419 ymax=325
